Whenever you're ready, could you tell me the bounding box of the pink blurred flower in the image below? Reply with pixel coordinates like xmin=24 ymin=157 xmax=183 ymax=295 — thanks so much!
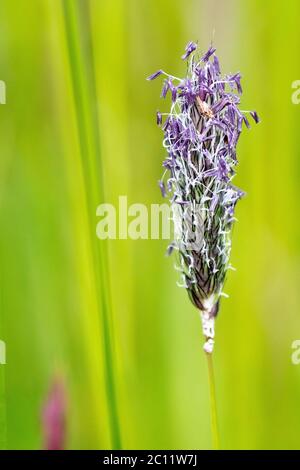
xmin=42 ymin=377 xmax=66 ymax=450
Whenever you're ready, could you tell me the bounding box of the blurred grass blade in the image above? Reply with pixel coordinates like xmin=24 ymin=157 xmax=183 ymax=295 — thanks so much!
xmin=0 ymin=367 xmax=6 ymax=449
xmin=0 ymin=269 xmax=6 ymax=450
xmin=62 ymin=0 xmax=121 ymax=449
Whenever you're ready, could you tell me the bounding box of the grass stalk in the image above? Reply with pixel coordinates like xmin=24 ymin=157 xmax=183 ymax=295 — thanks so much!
xmin=206 ymin=352 xmax=220 ymax=450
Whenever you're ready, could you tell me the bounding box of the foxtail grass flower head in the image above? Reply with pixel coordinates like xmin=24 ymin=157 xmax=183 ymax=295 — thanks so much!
xmin=148 ymin=42 xmax=259 ymax=353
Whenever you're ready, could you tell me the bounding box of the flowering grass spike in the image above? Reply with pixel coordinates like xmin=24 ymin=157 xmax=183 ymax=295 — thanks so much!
xmin=148 ymin=42 xmax=259 ymax=353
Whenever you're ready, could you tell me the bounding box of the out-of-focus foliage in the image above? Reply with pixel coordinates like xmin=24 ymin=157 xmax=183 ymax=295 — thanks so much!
xmin=0 ymin=0 xmax=300 ymax=449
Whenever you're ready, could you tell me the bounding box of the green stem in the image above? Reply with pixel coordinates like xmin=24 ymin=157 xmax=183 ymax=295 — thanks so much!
xmin=206 ymin=352 xmax=220 ymax=450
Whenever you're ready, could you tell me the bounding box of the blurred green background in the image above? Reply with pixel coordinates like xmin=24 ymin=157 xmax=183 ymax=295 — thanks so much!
xmin=0 ymin=0 xmax=300 ymax=450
